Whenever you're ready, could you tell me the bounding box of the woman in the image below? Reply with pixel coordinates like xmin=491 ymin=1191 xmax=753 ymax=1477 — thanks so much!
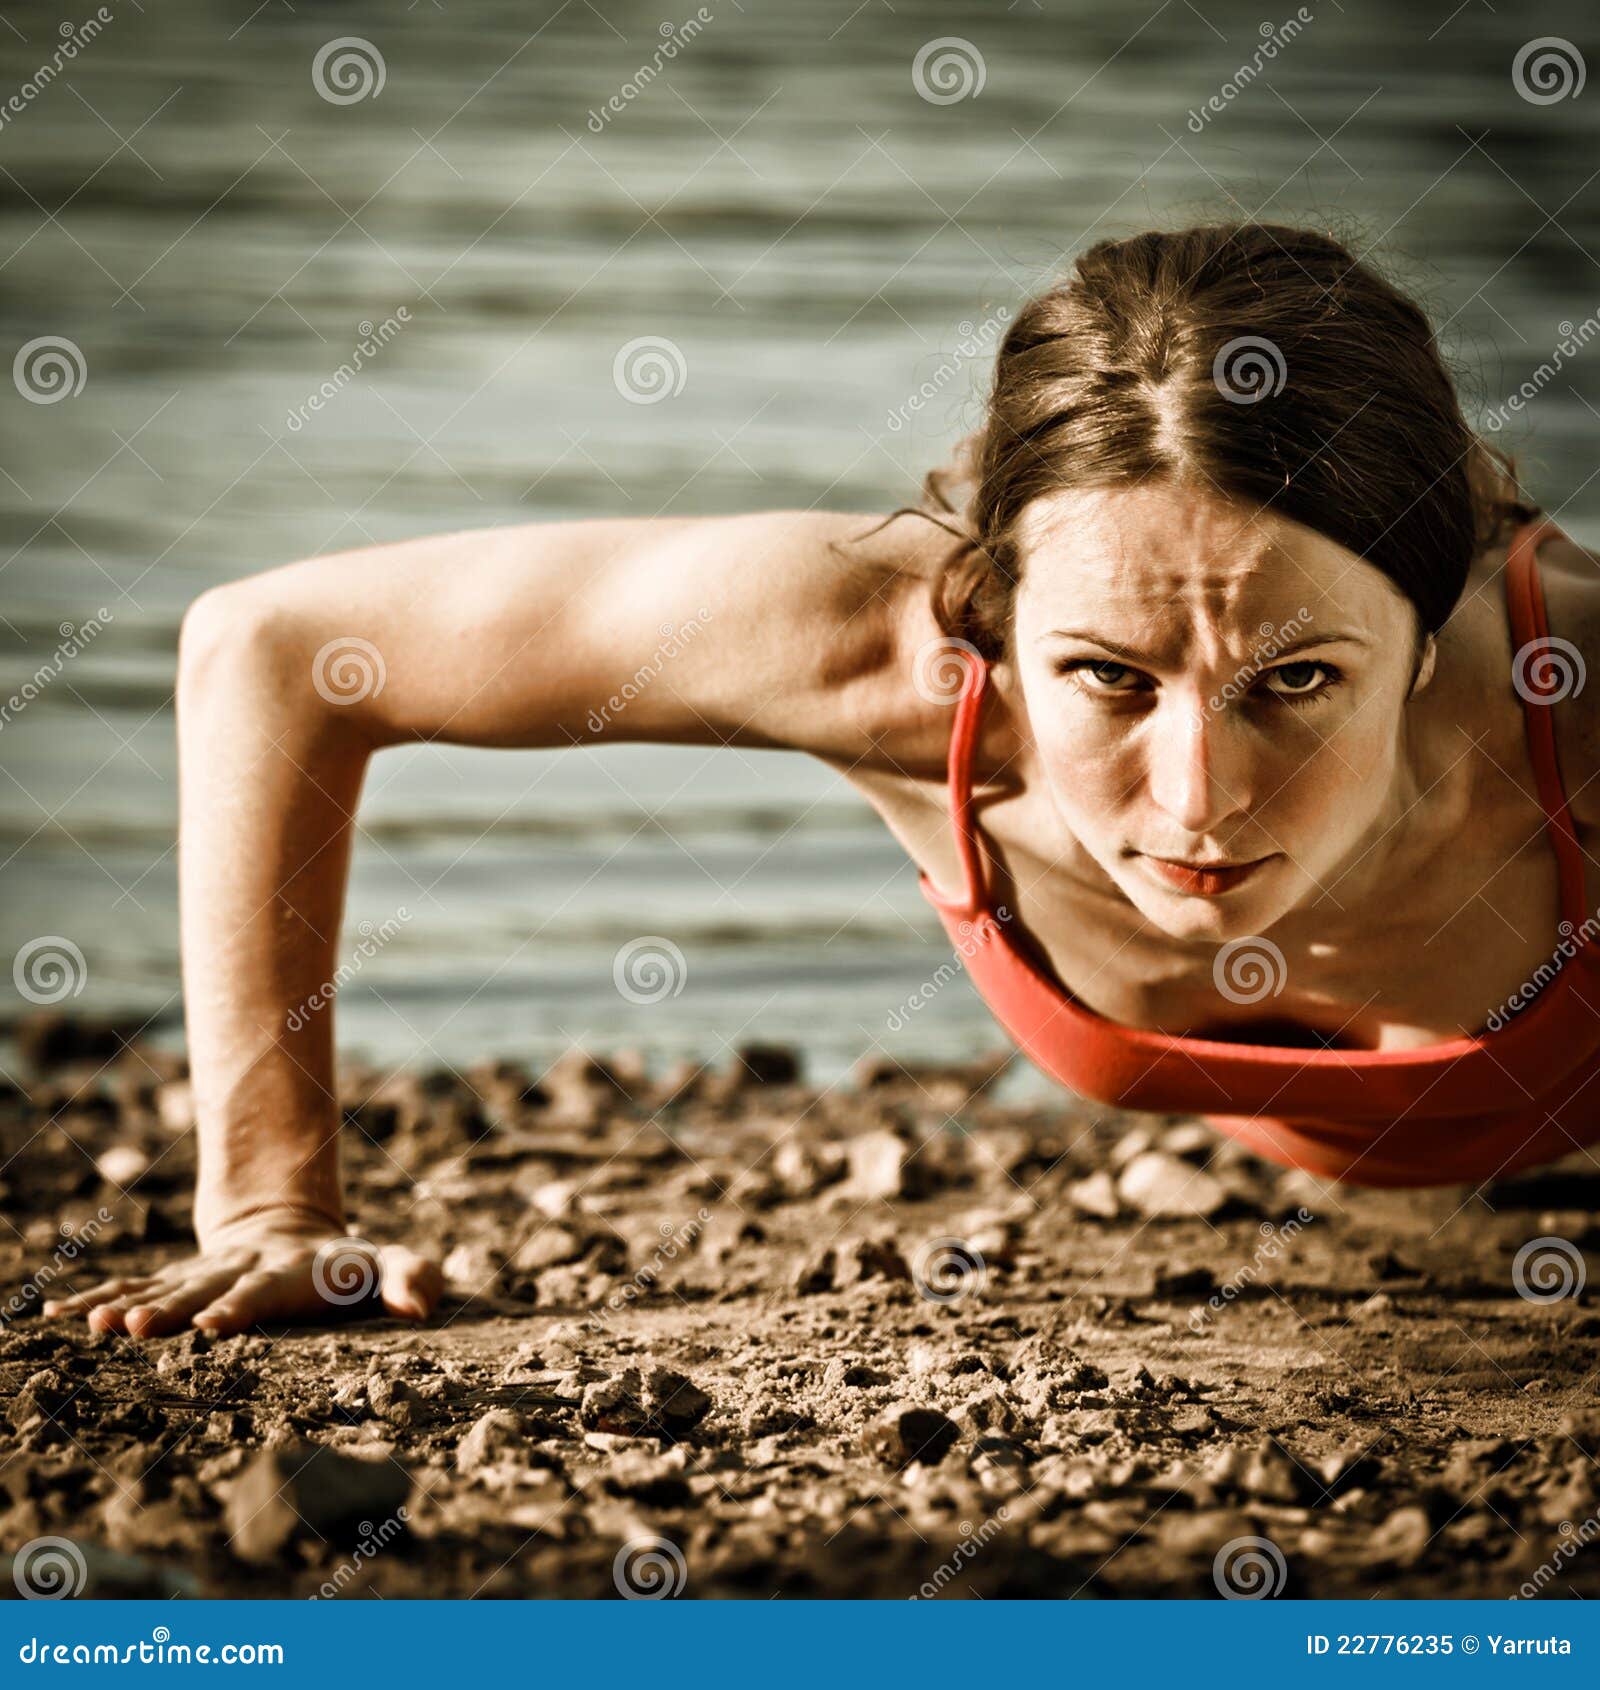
xmin=44 ymin=221 xmax=1600 ymax=1340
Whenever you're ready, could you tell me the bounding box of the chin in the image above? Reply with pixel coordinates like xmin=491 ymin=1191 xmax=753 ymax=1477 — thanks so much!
xmin=1116 ymin=865 xmax=1289 ymax=941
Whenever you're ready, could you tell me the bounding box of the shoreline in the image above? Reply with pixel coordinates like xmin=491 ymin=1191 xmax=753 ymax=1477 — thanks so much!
xmin=3 ymin=1014 xmax=1599 ymax=1598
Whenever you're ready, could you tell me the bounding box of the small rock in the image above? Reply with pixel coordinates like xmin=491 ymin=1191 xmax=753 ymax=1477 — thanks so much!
xmin=17 ymin=1369 xmax=78 ymax=1422
xmin=1318 ymin=1447 xmax=1382 ymax=1496
xmin=865 ymin=1405 xmax=960 ymax=1469
xmin=535 ymin=1048 xmax=630 ymax=1125
xmin=510 ymin=1224 xmax=589 ymax=1272
xmin=1117 ymin=1151 xmax=1228 ymax=1219
xmin=366 ymin=1374 xmax=424 ymax=1427
xmin=837 ymin=1236 xmax=912 ymax=1285
xmin=733 ymin=1043 xmax=800 ymax=1086
xmin=579 ymin=1366 xmax=711 ymax=1441
xmin=1154 ymin=1264 xmax=1217 ymax=1297
xmin=956 ymin=1392 xmax=1020 ymax=1435
xmin=772 ymin=1138 xmax=846 ymax=1199
xmin=844 ymin=1130 xmax=909 ymax=1200
xmin=441 ymin=1242 xmax=505 ymax=1298
xmin=224 ymin=1445 xmax=411 ymax=1564
xmin=95 ymin=1146 xmax=149 ymax=1187
xmin=1159 ymin=1122 xmax=1216 ymax=1162
xmin=971 ymin=1438 xmax=1031 ymax=1492
xmin=1204 ymin=1434 xmax=1309 ymax=1503
xmin=529 ymin=1178 xmax=582 ymax=1219
xmin=1066 ymin=1170 xmax=1120 ymax=1219
xmin=1109 ymin=1127 xmax=1155 ymax=1169
xmin=456 ymin=1409 xmax=529 ymax=1474
xmin=832 ymin=1361 xmax=891 ymax=1389
xmin=15 ymin=1012 xmax=135 ymax=1073
xmin=1362 ymin=1504 xmax=1433 ymax=1569
xmin=794 ymin=1248 xmax=836 ymax=1295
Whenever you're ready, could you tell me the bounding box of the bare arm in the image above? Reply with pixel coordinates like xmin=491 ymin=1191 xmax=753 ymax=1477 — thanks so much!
xmin=47 ymin=509 xmax=932 ymax=1336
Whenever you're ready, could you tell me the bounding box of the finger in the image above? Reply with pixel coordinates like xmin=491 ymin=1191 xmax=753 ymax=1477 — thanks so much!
xmin=123 ymin=1272 xmax=242 ymax=1338
xmin=380 ymin=1246 xmax=443 ymax=1321
xmin=42 ymin=1276 xmax=157 ymax=1317
xmin=87 ymin=1290 xmax=163 ymax=1334
xmin=191 ymin=1269 xmax=289 ymax=1337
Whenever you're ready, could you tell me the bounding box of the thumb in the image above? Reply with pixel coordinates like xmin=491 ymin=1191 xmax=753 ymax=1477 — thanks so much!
xmin=379 ymin=1245 xmax=443 ymax=1321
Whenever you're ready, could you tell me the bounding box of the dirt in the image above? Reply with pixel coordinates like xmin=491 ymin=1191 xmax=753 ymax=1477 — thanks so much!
xmin=4 ymin=1015 xmax=1600 ymax=1600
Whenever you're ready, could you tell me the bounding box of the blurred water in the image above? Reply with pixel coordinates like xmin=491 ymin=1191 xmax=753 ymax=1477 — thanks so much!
xmin=0 ymin=0 xmax=1596 ymax=1078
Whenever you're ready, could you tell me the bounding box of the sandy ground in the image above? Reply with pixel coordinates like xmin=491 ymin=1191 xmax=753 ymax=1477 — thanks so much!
xmin=4 ymin=1015 xmax=1600 ymax=1601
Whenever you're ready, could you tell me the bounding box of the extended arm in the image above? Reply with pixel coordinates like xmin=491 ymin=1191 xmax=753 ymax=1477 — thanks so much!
xmin=46 ymin=510 xmax=919 ymax=1335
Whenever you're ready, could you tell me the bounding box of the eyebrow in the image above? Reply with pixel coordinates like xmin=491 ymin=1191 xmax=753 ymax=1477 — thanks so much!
xmin=1040 ymin=628 xmax=1370 ymax=663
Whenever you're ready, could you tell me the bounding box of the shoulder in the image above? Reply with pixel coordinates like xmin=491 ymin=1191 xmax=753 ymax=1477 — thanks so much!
xmin=1520 ymin=529 xmax=1600 ymax=830
xmin=764 ymin=508 xmax=1021 ymax=778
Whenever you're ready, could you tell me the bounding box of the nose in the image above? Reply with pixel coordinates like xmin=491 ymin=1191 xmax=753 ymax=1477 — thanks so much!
xmin=1146 ymin=697 xmax=1252 ymax=838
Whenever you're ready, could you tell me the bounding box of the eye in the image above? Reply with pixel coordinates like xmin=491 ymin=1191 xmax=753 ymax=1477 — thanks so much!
xmin=1261 ymin=660 xmax=1342 ymax=704
xmin=1056 ymin=658 xmax=1146 ymax=694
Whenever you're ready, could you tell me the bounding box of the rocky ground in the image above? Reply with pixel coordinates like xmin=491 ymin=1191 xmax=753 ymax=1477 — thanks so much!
xmin=4 ymin=1013 xmax=1600 ymax=1600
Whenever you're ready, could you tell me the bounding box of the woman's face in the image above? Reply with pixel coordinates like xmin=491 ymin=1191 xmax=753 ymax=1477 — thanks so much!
xmin=1009 ymin=481 xmax=1432 ymax=942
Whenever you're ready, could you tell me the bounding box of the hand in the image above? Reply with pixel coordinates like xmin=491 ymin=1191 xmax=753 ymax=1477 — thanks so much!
xmin=40 ymin=1212 xmax=442 ymax=1338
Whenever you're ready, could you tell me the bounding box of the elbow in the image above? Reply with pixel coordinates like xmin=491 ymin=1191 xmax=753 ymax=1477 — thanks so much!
xmin=176 ymin=583 xmax=317 ymax=732
xmin=177 ymin=581 xmax=389 ymax=747
xmin=178 ymin=583 xmax=279 ymax=691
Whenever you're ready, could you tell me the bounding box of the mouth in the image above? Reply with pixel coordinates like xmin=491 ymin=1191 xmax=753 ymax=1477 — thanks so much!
xmin=1135 ymin=852 xmax=1275 ymax=896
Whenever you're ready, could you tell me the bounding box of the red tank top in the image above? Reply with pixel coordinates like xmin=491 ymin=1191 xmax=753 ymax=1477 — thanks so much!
xmin=918 ymin=517 xmax=1600 ymax=1188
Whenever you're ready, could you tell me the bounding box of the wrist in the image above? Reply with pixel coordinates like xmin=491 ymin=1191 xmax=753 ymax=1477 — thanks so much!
xmin=196 ymin=1197 xmax=346 ymax=1248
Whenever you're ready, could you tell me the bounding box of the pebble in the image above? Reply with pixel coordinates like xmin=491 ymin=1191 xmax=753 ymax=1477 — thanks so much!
xmin=95 ymin=1146 xmax=149 ymax=1187
xmin=864 ymin=1405 xmax=961 ymax=1469
xmin=578 ymin=1366 xmax=711 ymax=1440
xmin=733 ymin=1043 xmax=801 ymax=1086
xmin=906 ymin=1342 xmax=940 ymax=1377
xmin=956 ymin=1392 xmax=1020 ymax=1435
xmin=529 ymin=1178 xmax=583 ymax=1219
xmin=1117 ymin=1151 xmax=1228 ymax=1219
xmin=844 ymin=1130 xmax=910 ymax=1200
xmin=456 ymin=1408 xmax=530 ymax=1474
xmin=366 ymin=1374 xmax=425 ymax=1427
xmin=1158 ymin=1122 xmax=1216 ymax=1162
xmin=510 ymin=1224 xmax=589 ymax=1272
xmin=971 ymin=1437 xmax=1031 ymax=1492
xmin=14 ymin=1012 xmax=138 ymax=1073
xmin=794 ymin=1248 xmax=836 ymax=1295
xmin=1109 ymin=1128 xmax=1156 ymax=1169
xmin=1066 ymin=1170 xmax=1120 ymax=1219
xmin=772 ymin=1138 xmax=846 ymax=1199
xmin=224 ymin=1445 xmax=411 ymax=1564
xmin=1154 ymin=1264 xmax=1217 ymax=1296
xmin=441 ymin=1242 xmax=505 ymax=1298
xmin=1364 ymin=1504 xmax=1433 ymax=1569
xmin=154 ymin=1081 xmax=195 ymax=1134
xmin=1203 ymin=1434 xmax=1309 ymax=1503
xmin=836 ymin=1237 xmax=911 ymax=1285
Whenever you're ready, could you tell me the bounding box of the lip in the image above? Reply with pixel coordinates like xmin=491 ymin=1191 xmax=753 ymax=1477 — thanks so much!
xmin=1139 ymin=853 xmax=1274 ymax=896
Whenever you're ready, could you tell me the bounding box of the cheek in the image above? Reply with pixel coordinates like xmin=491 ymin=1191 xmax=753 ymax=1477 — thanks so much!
xmin=1261 ymin=715 xmax=1393 ymax=828
xmin=1032 ymin=714 xmax=1136 ymax=810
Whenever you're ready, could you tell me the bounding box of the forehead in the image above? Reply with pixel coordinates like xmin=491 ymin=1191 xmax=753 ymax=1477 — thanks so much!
xmin=1015 ymin=483 xmax=1401 ymax=630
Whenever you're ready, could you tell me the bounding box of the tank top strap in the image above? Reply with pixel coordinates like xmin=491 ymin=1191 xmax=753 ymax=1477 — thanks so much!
xmin=1504 ymin=516 xmax=1589 ymax=929
xmin=940 ymin=644 xmax=994 ymax=914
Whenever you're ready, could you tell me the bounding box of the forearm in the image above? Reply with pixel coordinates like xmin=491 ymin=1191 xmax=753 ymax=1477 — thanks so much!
xmin=177 ymin=591 xmax=372 ymax=1244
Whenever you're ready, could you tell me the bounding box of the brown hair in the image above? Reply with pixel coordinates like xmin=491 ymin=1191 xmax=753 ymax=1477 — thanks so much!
xmin=877 ymin=222 xmax=1531 ymax=665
